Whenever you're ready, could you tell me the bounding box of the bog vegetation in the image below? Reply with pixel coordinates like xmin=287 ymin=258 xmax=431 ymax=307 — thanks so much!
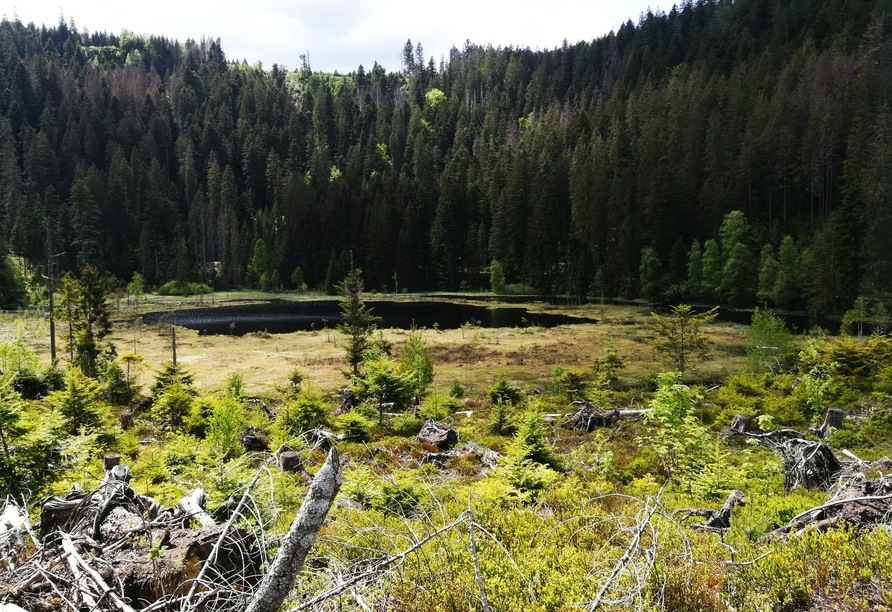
xmin=0 ymin=272 xmax=891 ymax=609
xmin=1 ymin=0 xmax=892 ymax=608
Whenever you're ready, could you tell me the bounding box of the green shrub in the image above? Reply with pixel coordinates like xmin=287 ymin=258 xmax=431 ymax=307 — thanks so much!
xmin=449 ymin=380 xmax=465 ymax=398
xmin=156 ymin=280 xmax=213 ymax=296
xmin=489 ymin=376 xmax=523 ymax=406
xmin=389 ymin=415 xmax=423 ymax=436
xmin=275 ymin=386 xmax=331 ymax=438
xmin=506 ymin=411 xmax=561 ymax=470
xmin=337 ymin=412 xmax=373 ymax=443
xmin=202 ymin=396 xmax=245 ymax=462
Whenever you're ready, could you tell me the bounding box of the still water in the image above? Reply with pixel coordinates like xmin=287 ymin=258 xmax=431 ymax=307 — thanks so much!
xmin=143 ymin=300 xmax=598 ymax=335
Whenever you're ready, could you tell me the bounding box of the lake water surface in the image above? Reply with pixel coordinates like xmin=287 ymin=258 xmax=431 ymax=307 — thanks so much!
xmin=143 ymin=300 xmax=598 ymax=335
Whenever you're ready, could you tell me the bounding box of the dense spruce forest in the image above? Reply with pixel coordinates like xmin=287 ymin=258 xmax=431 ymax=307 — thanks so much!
xmin=1 ymin=0 xmax=891 ymax=313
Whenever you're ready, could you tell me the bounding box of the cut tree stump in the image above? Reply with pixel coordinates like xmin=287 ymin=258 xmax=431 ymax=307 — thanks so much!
xmin=104 ymin=453 xmax=122 ymax=471
xmin=819 ymin=407 xmax=845 ymax=439
xmin=278 ymin=451 xmax=302 ymax=472
xmin=417 ymin=419 xmax=459 ymax=451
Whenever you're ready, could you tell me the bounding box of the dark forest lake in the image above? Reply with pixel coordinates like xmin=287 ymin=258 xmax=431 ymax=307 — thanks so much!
xmin=142 ymin=300 xmax=598 ymax=335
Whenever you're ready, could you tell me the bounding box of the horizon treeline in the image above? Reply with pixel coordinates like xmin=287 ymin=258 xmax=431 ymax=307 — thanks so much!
xmin=0 ymin=0 xmax=891 ymax=314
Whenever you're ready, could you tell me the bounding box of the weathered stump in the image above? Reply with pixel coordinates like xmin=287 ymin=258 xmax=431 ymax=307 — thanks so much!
xmin=730 ymin=414 xmax=753 ymax=434
xmin=278 ymin=451 xmax=302 ymax=472
xmin=103 ymin=453 xmax=121 ymax=471
xmin=242 ymin=426 xmax=270 ymax=452
xmin=417 ymin=419 xmax=459 ymax=451
xmin=820 ymin=407 xmax=845 ymax=439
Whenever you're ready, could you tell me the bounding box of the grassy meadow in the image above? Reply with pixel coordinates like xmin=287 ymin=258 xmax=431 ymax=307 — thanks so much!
xmin=4 ymin=295 xmax=892 ymax=611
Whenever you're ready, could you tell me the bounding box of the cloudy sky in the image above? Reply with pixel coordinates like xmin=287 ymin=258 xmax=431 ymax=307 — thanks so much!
xmin=11 ymin=0 xmax=660 ymax=74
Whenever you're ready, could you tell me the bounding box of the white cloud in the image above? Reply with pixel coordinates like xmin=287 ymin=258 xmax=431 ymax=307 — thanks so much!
xmin=11 ymin=0 xmax=658 ymax=73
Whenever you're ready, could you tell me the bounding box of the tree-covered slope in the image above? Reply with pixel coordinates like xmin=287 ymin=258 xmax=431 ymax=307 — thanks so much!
xmin=1 ymin=0 xmax=891 ymax=311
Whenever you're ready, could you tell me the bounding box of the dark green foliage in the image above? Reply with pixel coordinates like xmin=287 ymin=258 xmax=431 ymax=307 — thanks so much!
xmin=337 ymin=269 xmax=380 ymax=376
xmin=151 ymin=361 xmax=195 ymax=397
xmin=488 ymin=400 xmax=517 ymax=436
xmin=506 ymin=411 xmax=561 ymax=471
xmin=449 ymin=380 xmax=465 ymax=398
xmin=489 ymin=377 xmax=523 ymax=406
xmin=0 ymin=7 xmax=889 ymax=308
xmin=639 ymin=247 xmax=663 ymax=302
xmin=156 ymin=280 xmax=212 ymax=296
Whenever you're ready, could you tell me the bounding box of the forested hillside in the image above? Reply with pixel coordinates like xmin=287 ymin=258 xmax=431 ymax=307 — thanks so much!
xmin=1 ymin=0 xmax=891 ymax=312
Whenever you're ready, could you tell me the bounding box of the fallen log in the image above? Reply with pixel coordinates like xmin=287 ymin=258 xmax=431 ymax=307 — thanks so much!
xmin=768 ymin=474 xmax=892 ymax=538
xmin=676 ymin=490 xmax=746 ymax=532
xmin=244 ymin=447 xmax=342 ymax=612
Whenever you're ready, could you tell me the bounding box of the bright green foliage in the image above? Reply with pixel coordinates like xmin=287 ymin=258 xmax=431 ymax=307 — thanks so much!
xmin=489 ymin=259 xmax=506 ymax=294
xmin=151 ymin=362 xmax=195 ymax=397
xmin=202 ymin=396 xmax=245 ymax=462
xmin=746 ymin=309 xmax=794 ymax=373
xmin=352 ymin=356 xmax=416 ymax=422
xmin=841 ymin=296 xmax=870 ymax=337
xmin=489 ymin=376 xmax=523 ymax=405
xmin=701 ymin=239 xmax=722 ymax=300
xmin=757 ymin=244 xmax=779 ymax=305
xmin=648 ymin=304 xmax=719 ymax=377
xmin=337 ymin=268 xmax=380 ymax=376
xmin=506 ymin=410 xmax=561 ymax=470
xmin=642 ymin=372 xmax=711 ymax=484
xmin=398 ymin=329 xmax=434 ymax=398
xmin=0 ymin=380 xmax=25 ymax=492
xmin=127 ymin=272 xmax=144 ymax=312
xmin=46 ymin=367 xmax=110 ymax=433
xmin=639 ymin=246 xmax=663 ymax=302
xmin=153 ymin=383 xmax=195 ymax=426
xmin=796 ymin=342 xmax=838 ymax=420
xmin=248 ymin=238 xmax=271 ymax=289
xmin=275 ymin=385 xmax=331 ymax=438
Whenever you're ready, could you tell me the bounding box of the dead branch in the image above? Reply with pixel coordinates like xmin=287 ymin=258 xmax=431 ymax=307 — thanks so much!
xmin=244 ymin=447 xmax=343 ymax=612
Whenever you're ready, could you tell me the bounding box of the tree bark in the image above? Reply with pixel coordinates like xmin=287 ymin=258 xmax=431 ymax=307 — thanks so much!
xmin=245 ymin=447 xmax=343 ymax=612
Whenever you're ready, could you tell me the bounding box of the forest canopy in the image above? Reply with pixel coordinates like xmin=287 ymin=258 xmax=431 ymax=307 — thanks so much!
xmin=0 ymin=0 xmax=890 ymax=313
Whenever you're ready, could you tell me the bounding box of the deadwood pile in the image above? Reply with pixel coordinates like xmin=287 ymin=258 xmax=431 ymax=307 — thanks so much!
xmin=0 ymin=449 xmax=342 ymax=612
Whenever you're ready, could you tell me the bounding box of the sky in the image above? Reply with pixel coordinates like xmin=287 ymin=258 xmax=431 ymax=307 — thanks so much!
xmin=10 ymin=0 xmax=660 ymax=74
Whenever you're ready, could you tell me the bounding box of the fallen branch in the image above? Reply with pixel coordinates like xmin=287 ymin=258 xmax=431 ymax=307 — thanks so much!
xmin=244 ymin=447 xmax=343 ymax=612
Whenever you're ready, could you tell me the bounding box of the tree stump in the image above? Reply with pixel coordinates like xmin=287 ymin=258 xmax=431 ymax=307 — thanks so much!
xmin=820 ymin=407 xmax=845 ymax=439
xmin=417 ymin=419 xmax=459 ymax=451
xmin=730 ymin=414 xmax=752 ymax=434
xmin=278 ymin=451 xmax=302 ymax=472
xmin=103 ymin=453 xmax=121 ymax=471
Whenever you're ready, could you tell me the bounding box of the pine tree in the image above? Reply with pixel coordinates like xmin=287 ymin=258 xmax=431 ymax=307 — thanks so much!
xmin=686 ymin=240 xmax=703 ymax=300
xmin=648 ymin=304 xmax=719 ymax=378
xmin=773 ymin=235 xmax=801 ymax=307
xmin=701 ymin=239 xmax=722 ymax=300
xmin=337 ymin=268 xmax=380 ymax=376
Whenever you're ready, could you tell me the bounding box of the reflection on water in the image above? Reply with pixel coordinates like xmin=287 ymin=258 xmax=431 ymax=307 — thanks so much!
xmin=143 ymin=300 xmax=598 ymax=335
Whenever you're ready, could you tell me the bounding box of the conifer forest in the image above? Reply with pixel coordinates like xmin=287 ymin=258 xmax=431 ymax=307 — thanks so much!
xmin=1 ymin=0 xmax=892 ymax=610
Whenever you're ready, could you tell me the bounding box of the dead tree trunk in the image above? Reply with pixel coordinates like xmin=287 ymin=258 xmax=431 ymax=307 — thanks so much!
xmin=681 ymin=489 xmax=745 ymax=532
xmin=819 ymin=407 xmax=845 ymax=439
xmin=244 ymin=447 xmax=343 ymax=612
